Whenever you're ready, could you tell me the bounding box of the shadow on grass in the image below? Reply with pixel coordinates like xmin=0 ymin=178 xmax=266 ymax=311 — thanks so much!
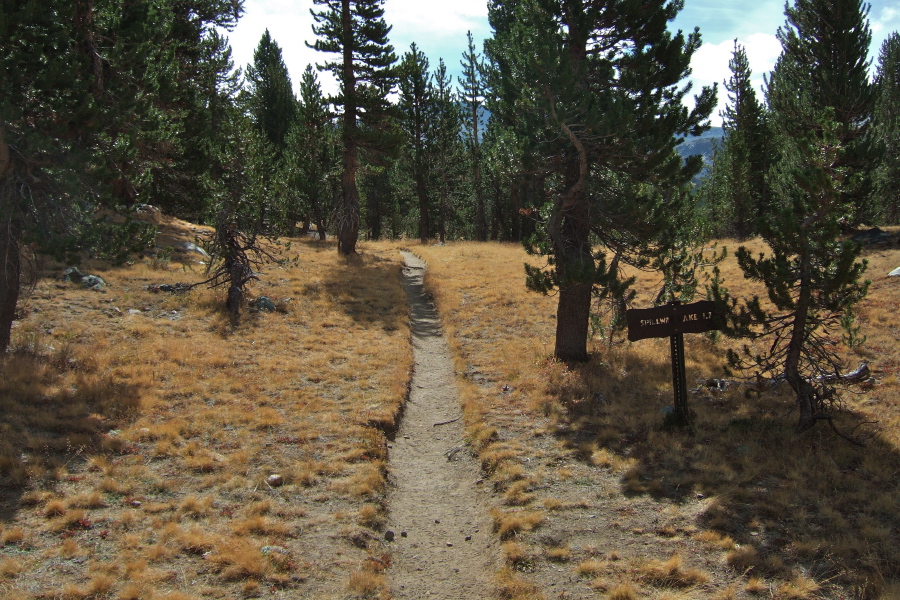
xmin=318 ymin=249 xmax=407 ymax=334
xmin=0 ymin=351 xmax=142 ymax=522
xmin=552 ymin=346 xmax=899 ymax=595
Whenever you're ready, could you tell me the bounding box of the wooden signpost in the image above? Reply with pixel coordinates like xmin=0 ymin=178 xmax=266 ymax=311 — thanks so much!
xmin=625 ymin=300 xmax=721 ymax=426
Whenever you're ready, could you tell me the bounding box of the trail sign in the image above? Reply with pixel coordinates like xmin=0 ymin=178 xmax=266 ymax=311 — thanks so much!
xmin=625 ymin=301 xmax=722 ymax=427
xmin=625 ymin=300 xmax=718 ymax=342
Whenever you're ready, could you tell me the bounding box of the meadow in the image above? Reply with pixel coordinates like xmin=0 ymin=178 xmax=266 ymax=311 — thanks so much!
xmin=0 ymin=215 xmax=898 ymax=600
xmin=416 ymin=236 xmax=900 ymax=600
xmin=0 ymin=216 xmax=411 ymax=599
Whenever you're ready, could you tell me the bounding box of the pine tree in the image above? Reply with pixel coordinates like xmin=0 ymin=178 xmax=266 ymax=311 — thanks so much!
xmin=431 ymin=59 xmax=465 ymax=243
xmin=767 ymin=0 xmax=874 ymax=222
xmin=245 ymin=30 xmax=296 ymax=158
xmin=285 ymin=65 xmax=338 ymax=239
xmin=309 ymin=0 xmax=397 ymax=255
xmin=459 ymin=31 xmax=488 ymax=241
xmin=873 ymin=32 xmax=900 ymax=223
xmin=720 ymin=40 xmax=770 ymax=238
xmin=0 ymin=0 xmax=172 ymax=352
xmin=152 ymin=20 xmax=240 ymax=222
xmin=489 ymin=0 xmax=716 ymax=361
xmin=150 ymin=6 xmax=244 ymax=222
xmin=720 ymin=0 xmax=874 ymax=432
xmin=398 ymin=44 xmax=434 ymax=243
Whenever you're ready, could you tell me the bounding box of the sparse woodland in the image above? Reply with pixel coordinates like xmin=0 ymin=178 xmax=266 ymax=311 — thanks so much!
xmin=2 ymin=0 xmax=900 ymax=598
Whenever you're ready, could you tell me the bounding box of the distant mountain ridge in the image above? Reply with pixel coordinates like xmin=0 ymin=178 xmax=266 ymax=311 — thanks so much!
xmin=677 ymin=126 xmax=723 ymax=166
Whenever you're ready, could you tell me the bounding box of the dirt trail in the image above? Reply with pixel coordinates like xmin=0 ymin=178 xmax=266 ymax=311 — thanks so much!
xmin=386 ymin=251 xmax=498 ymax=599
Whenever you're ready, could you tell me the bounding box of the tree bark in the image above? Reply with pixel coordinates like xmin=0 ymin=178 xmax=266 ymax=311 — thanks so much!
xmin=417 ymin=170 xmax=429 ymax=244
xmin=337 ymin=0 xmax=359 ymax=256
xmin=439 ymin=170 xmax=447 ymax=244
xmin=555 ymin=281 xmax=591 ymax=361
xmin=786 ymin=247 xmax=816 ymax=431
xmin=0 ymin=214 xmax=22 ymax=355
xmin=472 ymin=105 xmax=486 ymax=242
xmin=0 ymin=127 xmax=21 ymax=354
xmin=547 ymin=97 xmax=592 ymax=361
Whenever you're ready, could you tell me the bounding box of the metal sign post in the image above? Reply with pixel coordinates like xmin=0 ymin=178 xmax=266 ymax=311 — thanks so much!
xmin=625 ymin=300 xmax=721 ymax=426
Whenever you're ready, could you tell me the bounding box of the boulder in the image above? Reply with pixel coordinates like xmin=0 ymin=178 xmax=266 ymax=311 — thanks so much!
xmin=133 ymin=204 xmax=162 ymax=224
xmin=148 ymin=283 xmax=193 ymax=294
xmin=251 ymin=296 xmax=277 ymax=312
xmin=172 ymin=241 xmax=209 ymax=258
xmin=63 ymin=268 xmax=105 ymax=290
xmin=852 ymin=227 xmax=895 ymax=246
xmin=81 ymin=275 xmax=106 ymax=290
xmin=889 ymin=267 xmax=900 ymax=277
xmin=63 ymin=267 xmax=84 ymax=283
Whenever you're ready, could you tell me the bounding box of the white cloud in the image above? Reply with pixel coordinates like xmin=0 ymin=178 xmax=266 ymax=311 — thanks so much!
xmin=226 ymin=0 xmax=334 ymax=94
xmin=871 ymin=6 xmax=899 ymax=34
xmin=385 ymin=0 xmax=488 ymax=35
xmin=688 ymin=32 xmax=780 ymax=125
xmin=227 ymin=0 xmax=491 ymax=98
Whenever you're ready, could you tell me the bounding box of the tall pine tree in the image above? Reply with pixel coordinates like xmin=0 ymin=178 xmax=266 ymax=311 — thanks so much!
xmin=285 ymin=65 xmax=337 ymax=239
xmin=309 ymin=0 xmax=397 ymax=255
xmin=766 ymin=0 xmax=874 ymax=222
xmin=489 ymin=0 xmax=716 ymax=361
xmin=0 ymin=0 xmax=175 ymax=352
xmin=431 ymin=58 xmax=466 ymax=243
xmin=398 ymin=43 xmax=433 ymax=243
xmin=873 ymin=32 xmax=900 ymax=223
xmin=244 ymin=30 xmax=296 ymax=157
xmin=720 ymin=40 xmax=770 ymax=238
xmin=459 ymin=31 xmax=488 ymax=241
xmin=720 ymin=0 xmax=874 ymax=432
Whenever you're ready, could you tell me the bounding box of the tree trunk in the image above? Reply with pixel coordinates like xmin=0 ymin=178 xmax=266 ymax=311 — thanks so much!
xmin=338 ymin=150 xmax=360 ymax=255
xmin=0 ymin=129 xmax=21 ymax=354
xmin=337 ymin=0 xmax=359 ymax=256
xmin=473 ymin=106 xmax=486 ymax=242
xmin=417 ymin=171 xmax=428 ymax=244
xmin=0 ymin=214 xmax=22 ymax=354
xmin=439 ymin=171 xmax=447 ymax=244
xmin=367 ymin=186 xmax=382 ymax=240
xmin=786 ymin=247 xmax=816 ymax=431
xmin=548 ymin=104 xmax=592 ymax=362
xmin=555 ymin=281 xmax=591 ymax=362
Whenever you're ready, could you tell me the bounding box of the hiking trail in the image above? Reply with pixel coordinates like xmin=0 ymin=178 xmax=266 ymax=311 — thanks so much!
xmin=386 ymin=251 xmax=498 ymax=599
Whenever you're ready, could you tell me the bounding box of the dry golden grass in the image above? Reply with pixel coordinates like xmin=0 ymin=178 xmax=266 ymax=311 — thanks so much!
xmin=0 ymin=218 xmax=411 ymax=599
xmin=415 ymin=236 xmax=900 ymax=599
xmin=638 ymin=553 xmax=710 ymax=588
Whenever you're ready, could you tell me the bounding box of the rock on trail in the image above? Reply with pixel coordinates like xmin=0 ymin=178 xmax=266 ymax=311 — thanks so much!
xmin=387 ymin=251 xmax=498 ymax=599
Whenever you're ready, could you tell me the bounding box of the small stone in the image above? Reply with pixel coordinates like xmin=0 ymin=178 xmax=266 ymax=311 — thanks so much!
xmin=130 ymin=500 xmax=142 ymax=508
xmin=446 ymin=542 xmax=453 ymax=547
xmin=465 ymin=535 xmax=472 ymax=542
xmin=266 ymin=474 xmax=284 ymax=487
xmin=889 ymin=267 xmax=900 ymax=277
xmin=384 ymin=530 xmax=395 ymax=542
xmin=434 ymin=519 xmax=440 ymax=524
xmin=400 ymin=531 xmax=407 ymax=538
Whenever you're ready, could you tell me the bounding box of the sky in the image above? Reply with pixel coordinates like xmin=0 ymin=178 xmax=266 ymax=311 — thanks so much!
xmin=225 ymin=0 xmax=900 ymax=126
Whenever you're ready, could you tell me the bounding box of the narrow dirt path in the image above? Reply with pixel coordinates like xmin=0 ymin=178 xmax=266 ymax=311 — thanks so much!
xmin=386 ymin=251 xmax=498 ymax=599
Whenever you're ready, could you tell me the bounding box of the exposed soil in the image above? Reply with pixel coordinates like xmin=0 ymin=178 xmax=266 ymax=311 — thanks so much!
xmin=386 ymin=252 xmax=498 ymax=599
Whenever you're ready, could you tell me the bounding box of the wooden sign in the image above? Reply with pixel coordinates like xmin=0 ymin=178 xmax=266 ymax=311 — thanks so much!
xmin=626 ymin=300 xmax=719 ymax=342
xmin=625 ymin=300 xmax=722 ymax=427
